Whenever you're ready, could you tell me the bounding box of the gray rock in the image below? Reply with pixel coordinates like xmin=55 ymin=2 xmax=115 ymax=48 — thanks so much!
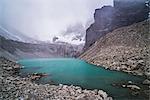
xmin=76 ymin=94 xmax=86 ymax=100
xmin=143 ymin=79 xmax=150 ymax=85
xmin=127 ymin=85 xmax=141 ymax=90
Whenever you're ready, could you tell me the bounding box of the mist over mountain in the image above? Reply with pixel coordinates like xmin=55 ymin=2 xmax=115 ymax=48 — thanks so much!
xmin=0 ymin=0 xmax=150 ymax=100
xmin=0 ymin=0 xmax=113 ymax=44
xmin=0 ymin=26 xmax=39 ymax=43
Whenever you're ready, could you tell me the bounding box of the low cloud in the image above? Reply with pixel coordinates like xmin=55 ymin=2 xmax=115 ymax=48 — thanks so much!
xmin=0 ymin=0 xmax=113 ymax=41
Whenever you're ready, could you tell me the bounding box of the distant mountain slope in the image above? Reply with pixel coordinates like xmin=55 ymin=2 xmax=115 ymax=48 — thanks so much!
xmin=80 ymin=20 xmax=150 ymax=77
xmin=0 ymin=36 xmax=83 ymax=60
xmin=0 ymin=26 xmax=39 ymax=43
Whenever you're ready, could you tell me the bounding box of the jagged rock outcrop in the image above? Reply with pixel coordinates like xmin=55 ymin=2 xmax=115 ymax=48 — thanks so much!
xmin=80 ymin=20 xmax=150 ymax=77
xmin=84 ymin=0 xmax=149 ymax=50
xmin=0 ymin=36 xmax=82 ymax=60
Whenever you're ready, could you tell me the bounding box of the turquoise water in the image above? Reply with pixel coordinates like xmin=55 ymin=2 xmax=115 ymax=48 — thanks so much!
xmin=19 ymin=58 xmax=148 ymax=100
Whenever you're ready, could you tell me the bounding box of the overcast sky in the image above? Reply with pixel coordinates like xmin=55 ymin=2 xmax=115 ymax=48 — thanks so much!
xmin=0 ymin=0 xmax=113 ymax=41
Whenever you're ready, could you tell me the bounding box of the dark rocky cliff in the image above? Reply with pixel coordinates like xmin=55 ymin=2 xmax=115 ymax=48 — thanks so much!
xmin=84 ymin=0 xmax=149 ymax=50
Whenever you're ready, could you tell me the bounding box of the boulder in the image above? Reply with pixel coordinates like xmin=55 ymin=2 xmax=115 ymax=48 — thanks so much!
xmin=127 ymin=85 xmax=141 ymax=90
xmin=143 ymin=79 xmax=150 ymax=85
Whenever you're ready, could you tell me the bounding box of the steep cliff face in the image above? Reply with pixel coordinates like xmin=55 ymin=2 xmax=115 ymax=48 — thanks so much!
xmin=80 ymin=20 xmax=150 ymax=77
xmin=84 ymin=0 xmax=149 ymax=50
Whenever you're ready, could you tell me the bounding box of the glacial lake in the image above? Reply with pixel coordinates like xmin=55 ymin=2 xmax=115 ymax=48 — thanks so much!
xmin=19 ymin=58 xmax=148 ymax=100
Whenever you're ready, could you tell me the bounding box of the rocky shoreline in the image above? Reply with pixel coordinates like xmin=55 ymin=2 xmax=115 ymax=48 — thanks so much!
xmin=0 ymin=57 xmax=112 ymax=100
xmin=80 ymin=20 xmax=150 ymax=79
xmin=83 ymin=46 xmax=149 ymax=76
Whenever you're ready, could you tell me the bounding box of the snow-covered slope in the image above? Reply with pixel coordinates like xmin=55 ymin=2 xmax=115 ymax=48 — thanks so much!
xmin=53 ymin=34 xmax=85 ymax=45
xmin=52 ymin=23 xmax=86 ymax=45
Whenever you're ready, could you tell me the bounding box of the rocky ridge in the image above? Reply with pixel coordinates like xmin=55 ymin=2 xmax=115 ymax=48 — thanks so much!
xmin=80 ymin=20 xmax=150 ymax=78
xmin=84 ymin=0 xmax=149 ymax=50
xmin=0 ymin=57 xmax=112 ymax=100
